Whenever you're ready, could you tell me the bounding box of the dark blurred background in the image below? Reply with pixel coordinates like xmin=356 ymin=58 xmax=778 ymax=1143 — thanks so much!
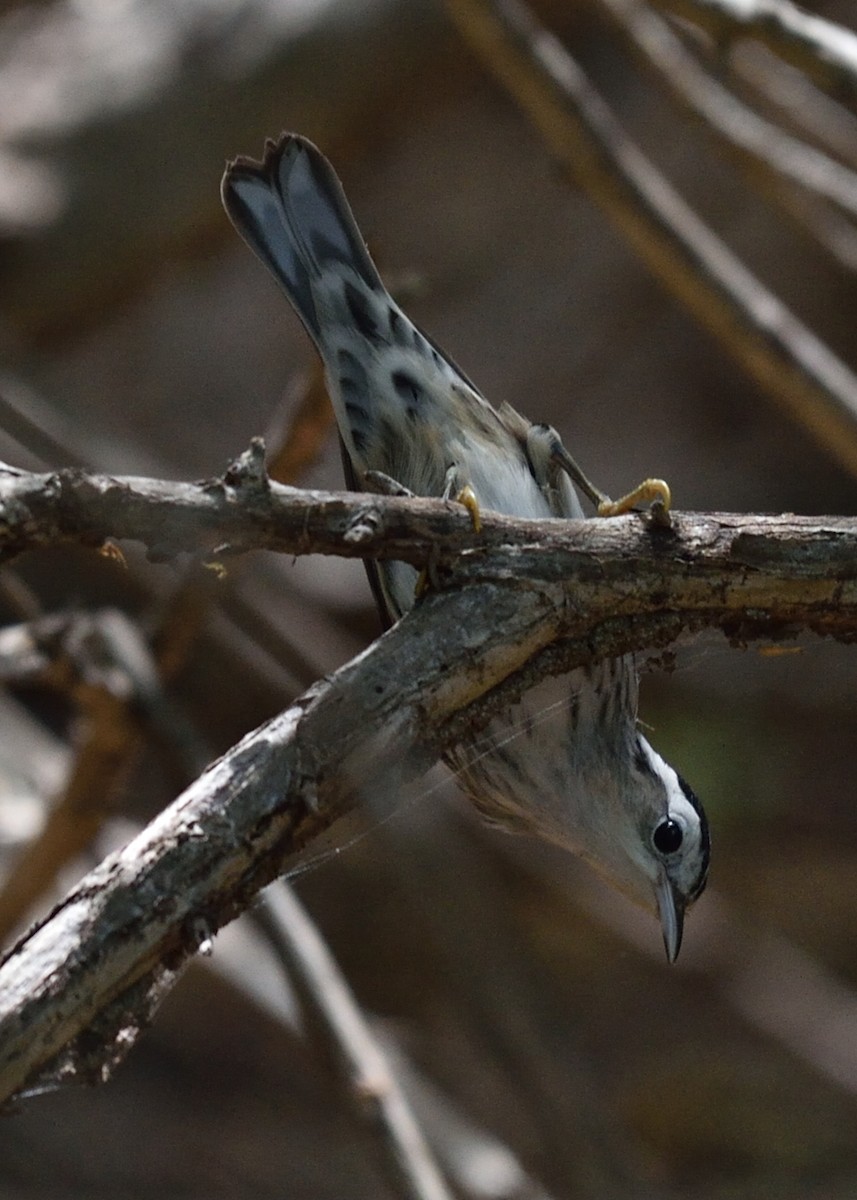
xmin=2 ymin=0 xmax=857 ymax=1196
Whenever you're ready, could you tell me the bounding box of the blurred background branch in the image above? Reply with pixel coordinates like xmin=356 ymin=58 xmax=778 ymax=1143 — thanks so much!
xmin=649 ymin=0 xmax=857 ymax=94
xmin=445 ymin=0 xmax=857 ymax=478
xmin=597 ymin=0 xmax=857 ymax=268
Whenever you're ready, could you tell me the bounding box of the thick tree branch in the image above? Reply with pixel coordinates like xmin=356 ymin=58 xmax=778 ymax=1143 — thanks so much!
xmin=2 ymin=456 xmax=857 ymax=630
xmin=1 ymin=455 xmax=857 ymax=1101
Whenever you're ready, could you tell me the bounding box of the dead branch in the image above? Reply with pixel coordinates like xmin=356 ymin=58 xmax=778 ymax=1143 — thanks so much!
xmin=1 ymin=455 xmax=857 ymax=628
xmin=0 ymin=463 xmax=856 ymax=1101
xmin=0 ymin=445 xmax=504 ymax=567
xmin=0 ymin=572 xmax=563 ymax=1104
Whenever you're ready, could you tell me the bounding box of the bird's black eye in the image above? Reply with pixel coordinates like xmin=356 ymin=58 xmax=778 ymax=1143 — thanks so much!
xmin=653 ymin=818 xmax=683 ymax=855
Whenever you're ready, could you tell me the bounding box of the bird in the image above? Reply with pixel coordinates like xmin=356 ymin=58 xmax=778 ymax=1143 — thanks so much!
xmin=221 ymin=132 xmax=709 ymax=961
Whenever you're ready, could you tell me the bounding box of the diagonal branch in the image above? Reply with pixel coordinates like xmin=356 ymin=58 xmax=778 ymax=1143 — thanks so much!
xmin=0 ymin=573 xmax=573 ymax=1105
xmin=258 ymin=882 xmax=456 ymax=1200
xmin=649 ymin=0 xmax=857 ymax=98
xmin=596 ymin=0 xmax=857 ymax=263
xmin=1 ymin=486 xmax=857 ymax=1102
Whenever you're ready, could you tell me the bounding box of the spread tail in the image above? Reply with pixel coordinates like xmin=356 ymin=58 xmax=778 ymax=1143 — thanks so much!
xmin=221 ymin=133 xmax=384 ymax=349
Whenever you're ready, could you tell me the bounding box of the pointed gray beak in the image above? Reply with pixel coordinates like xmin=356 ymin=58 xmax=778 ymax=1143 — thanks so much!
xmin=657 ymin=873 xmax=685 ymax=964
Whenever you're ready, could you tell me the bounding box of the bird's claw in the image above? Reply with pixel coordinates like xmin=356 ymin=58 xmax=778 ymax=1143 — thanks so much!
xmin=415 ymin=473 xmax=482 ymax=601
xmin=597 ymin=478 xmax=672 ymax=526
xmin=454 ymin=482 xmax=482 ymax=532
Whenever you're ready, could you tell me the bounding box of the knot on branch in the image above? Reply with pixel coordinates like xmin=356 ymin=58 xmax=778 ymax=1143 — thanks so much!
xmin=344 ymin=503 xmax=383 ymax=545
xmin=222 ymin=438 xmax=270 ymax=495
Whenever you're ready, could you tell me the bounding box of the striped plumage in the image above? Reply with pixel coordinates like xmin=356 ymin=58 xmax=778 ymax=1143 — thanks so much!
xmin=222 ymin=133 xmax=709 ymax=960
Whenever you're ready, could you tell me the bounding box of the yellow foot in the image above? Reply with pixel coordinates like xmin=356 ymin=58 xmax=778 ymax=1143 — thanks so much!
xmin=442 ymin=466 xmax=482 ymax=531
xmin=542 ymin=426 xmax=672 ymax=523
xmin=455 ymin=483 xmax=482 ymax=532
xmin=416 ymin=475 xmax=482 ymax=601
xmin=597 ymin=478 xmax=671 ymax=523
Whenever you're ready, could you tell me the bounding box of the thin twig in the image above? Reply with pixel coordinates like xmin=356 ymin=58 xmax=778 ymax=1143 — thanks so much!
xmin=0 ymin=612 xmax=147 ymax=942
xmin=0 ymin=605 xmax=209 ymax=942
xmin=443 ymin=0 xmax=857 ymax=478
xmin=258 ymin=882 xmax=455 ymax=1200
xmin=374 ymin=809 xmax=651 ymax=1191
xmin=0 ymin=377 xmax=93 ymax=470
xmin=0 ymin=685 xmax=138 ymax=943
xmin=193 ymin=867 xmax=557 ymax=1198
xmin=375 ymin=1028 xmax=556 ymax=1200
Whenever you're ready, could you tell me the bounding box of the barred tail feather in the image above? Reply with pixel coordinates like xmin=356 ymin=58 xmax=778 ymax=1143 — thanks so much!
xmin=221 ymin=133 xmax=384 ymax=348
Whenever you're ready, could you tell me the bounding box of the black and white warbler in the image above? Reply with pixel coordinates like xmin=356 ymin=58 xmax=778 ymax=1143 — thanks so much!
xmin=221 ymin=133 xmax=709 ymax=961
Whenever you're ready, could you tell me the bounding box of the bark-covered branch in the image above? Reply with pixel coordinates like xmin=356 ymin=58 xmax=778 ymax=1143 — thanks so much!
xmin=0 ymin=447 xmax=516 ymax=568
xmin=2 ymin=453 xmax=857 ymax=641
xmin=1 ymin=447 xmax=857 ymax=1101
